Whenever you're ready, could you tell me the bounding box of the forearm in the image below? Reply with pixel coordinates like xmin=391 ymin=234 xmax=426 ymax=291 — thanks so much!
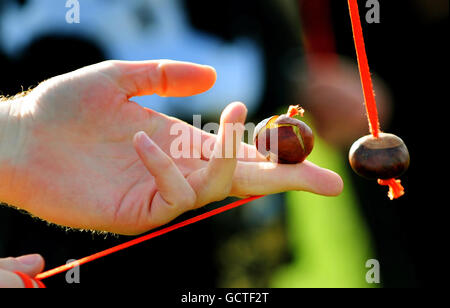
xmin=0 ymin=97 xmax=28 ymax=205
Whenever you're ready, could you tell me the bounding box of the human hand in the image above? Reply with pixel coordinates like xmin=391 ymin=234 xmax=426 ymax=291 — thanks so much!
xmin=0 ymin=254 xmax=45 ymax=288
xmin=0 ymin=60 xmax=342 ymax=235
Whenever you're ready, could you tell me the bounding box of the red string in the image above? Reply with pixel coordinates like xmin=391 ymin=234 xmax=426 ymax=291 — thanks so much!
xmin=377 ymin=179 xmax=404 ymax=200
xmin=348 ymin=0 xmax=404 ymax=199
xmin=347 ymin=0 xmax=380 ymax=138
xmin=35 ymin=195 xmax=263 ymax=281
xmin=34 ymin=277 xmax=46 ymax=288
xmin=14 ymin=271 xmax=45 ymax=288
xmin=287 ymin=105 xmax=304 ymax=118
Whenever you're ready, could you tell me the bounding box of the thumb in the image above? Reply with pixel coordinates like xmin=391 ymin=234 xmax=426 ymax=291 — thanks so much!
xmin=94 ymin=60 xmax=217 ymax=97
xmin=0 ymin=254 xmax=45 ymax=278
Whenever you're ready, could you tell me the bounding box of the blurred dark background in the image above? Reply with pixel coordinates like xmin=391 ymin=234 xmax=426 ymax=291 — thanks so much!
xmin=0 ymin=0 xmax=447 ymax=288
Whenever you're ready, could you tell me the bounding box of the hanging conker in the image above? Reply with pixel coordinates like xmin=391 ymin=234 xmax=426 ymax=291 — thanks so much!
xmin=253 ymin=106 xmax=314 ymax=164
xmin=349 ymin=133 xmax=410 ymax=179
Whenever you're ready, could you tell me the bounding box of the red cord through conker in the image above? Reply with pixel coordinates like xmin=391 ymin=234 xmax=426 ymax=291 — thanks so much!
xmin=349 ymin=133 xmax=410 ymax=179
xmin=253 ymin=106 xmax=314 ymax=164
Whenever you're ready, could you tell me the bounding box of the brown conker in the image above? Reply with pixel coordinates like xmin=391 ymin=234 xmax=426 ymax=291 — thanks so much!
xmin=349 ymin=133 xmax=410 ymax=179
xmin=253 ymin=112 xmax=314 ymax=164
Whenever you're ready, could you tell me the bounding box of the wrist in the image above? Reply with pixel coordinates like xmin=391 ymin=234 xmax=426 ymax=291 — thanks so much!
xmin=0 ymin=98 xmax=29 ymax=204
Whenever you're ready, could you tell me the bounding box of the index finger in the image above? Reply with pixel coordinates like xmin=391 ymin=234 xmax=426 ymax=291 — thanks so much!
xmin=198 ymin=130 xmax=269 ymax=162
xmin=98 ymin=60 xmax=217 ymax=98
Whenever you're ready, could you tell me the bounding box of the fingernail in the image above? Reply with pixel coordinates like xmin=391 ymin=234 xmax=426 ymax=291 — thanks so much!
xmin=16 ymin=254 xmax=40 ymax=266
xmin=136 ymin=131 xmax=154 ymax=150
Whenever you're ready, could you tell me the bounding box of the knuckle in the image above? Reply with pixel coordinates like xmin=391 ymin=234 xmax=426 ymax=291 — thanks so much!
xmin=180 ymin=190 xmax=197 ymax=210
xmin=89 ymin=60 xmax=120 ymax=78
xmin=99 ymin=59 xmax=120 ymax=70
xmin=95 ymin=60 xmax=123 ymax=81
xmin=223 ymin=182 xmax=233 ymax=196
xmin=211 ymin=183 xmax=231 ymax=203
xmin=156 ymin=62 xmax=168 ymax=96
xmin=162 ymin=185 xmax=196 ymax=211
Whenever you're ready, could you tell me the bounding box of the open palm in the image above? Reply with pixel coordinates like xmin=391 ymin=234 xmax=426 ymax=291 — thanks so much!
xmin=4 ymin=60 xmax=342 ymax=235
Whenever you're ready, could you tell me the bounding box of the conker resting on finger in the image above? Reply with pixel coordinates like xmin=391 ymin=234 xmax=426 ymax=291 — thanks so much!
xmin=253 ymin=105 xmax=314 ymax=164
xmin=348 ymin=133 xmax=410 ymax=180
